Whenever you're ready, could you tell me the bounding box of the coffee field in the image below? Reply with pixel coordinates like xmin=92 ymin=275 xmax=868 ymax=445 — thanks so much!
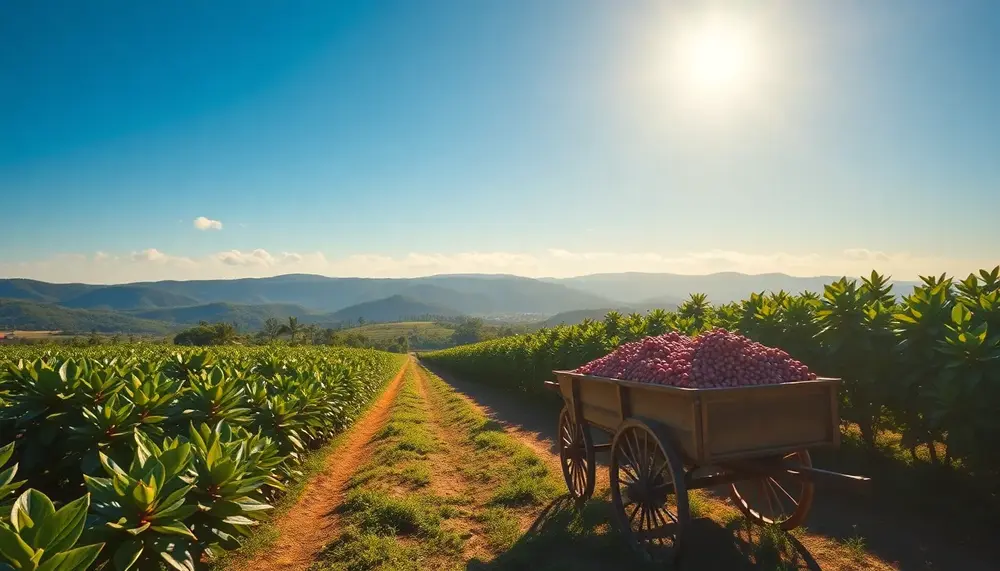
xmin=0 ymin=345 xmax=404 ymax=570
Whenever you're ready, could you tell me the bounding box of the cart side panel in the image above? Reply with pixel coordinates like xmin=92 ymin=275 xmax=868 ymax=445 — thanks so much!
xmin=701 ymin=383 xmax=836 ymax=462
xmin=579 ymin=380 xmax=621 ymax=431
xmin=629 ymin=389 xmax=700 ymax=461
xmin=557 ymin=376 xmax=620 ymax=430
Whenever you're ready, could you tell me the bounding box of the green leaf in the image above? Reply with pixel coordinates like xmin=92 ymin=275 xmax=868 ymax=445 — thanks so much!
xmin=951 ymin=303 xmax=971 ymax=324
xmin=131 ymin=483 xmax=156 ymax=510
xmin=206 ymin=500 xmax=243 ymax=518
xmin=233 ymin=498 xmax=272 ymax=512
xmin=112 ymin=538 xmax=143 ymax=571
xmin=34 ymin=494 xmax=89 ymax=555
xmin=123 ymin=523 xmax=150 ymax=536
xmin=157 ymin=446 xmax=192 ymax=481
xmin=35 ymin=543 xmax=104 ymax=571
xmin=0 ymin=525 xmax=33 ymax=567
xmin=0 ymin=444 xmax=14 ymax=468
xmin=149 ymin=523 xmax=196 ymax=540
xmin=153 ymin=486 xmax=192 ymax=514
xmin=12 ymin=489 xmax=55 ymax=541
xmin=208 ymin=460 xmax=236 ymax=486
xmin=150 ymin=504 xmax=198 ymax=522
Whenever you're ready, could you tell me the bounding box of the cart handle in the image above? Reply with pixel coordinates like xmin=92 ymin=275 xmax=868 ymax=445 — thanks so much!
xmin=543 ymin=380 xmax=560 ymax=393
xmin=788 ymin=464 xmax=870 ymax=483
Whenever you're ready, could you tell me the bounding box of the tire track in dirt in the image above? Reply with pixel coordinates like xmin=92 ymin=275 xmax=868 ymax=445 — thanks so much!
xmin=228 ymin=361 xmax=408 ymax=571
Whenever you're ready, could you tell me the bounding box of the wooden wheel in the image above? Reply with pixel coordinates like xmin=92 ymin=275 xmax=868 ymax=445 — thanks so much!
xmin=558 ymin=406 xmax=595 ymax=501
xmin=729 ymin=450 xmax=815 ymax=530
xmin=609 ymin=419 xmax=689 ymax=564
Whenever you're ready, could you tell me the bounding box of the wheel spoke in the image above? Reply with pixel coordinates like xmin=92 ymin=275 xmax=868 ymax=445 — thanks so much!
xmin=628 ymin=502 xmax=642 ymax=524
xmin=657 ymin=503 xmax=678 ymax=524
xmin=618 ymin=439 xmax=641 ymax=483
xmin=760 ymin=478 xmax=776 ymax=521
xmin=627 ymin=430 xmax=644 ymax=482
xmin=769 ymin=477 xmax=799 ymax=507
xmin=618 ymin=457 xmax=640 ymax=484
xmin=765 ymin=478 xmax=787 ymax=519
xmin=637 ymin=503 xmax=651 ymax=535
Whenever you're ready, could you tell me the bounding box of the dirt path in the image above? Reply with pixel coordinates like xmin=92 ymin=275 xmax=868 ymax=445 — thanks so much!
xmin=230 ymin=362 xmax=408 ymax=571
xmin=420 ymin=361 xmax=996 ymax=571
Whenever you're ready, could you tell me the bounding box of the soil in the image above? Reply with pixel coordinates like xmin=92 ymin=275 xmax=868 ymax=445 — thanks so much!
xmin=420 ymin=361 xmax=998 ymax=571
xmin=228 ymin=362 xmax=409 ymax=571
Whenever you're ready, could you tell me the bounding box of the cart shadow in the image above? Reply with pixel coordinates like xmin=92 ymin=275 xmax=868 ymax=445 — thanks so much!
xmin=466 ymin=495 xmax=822 ymax=571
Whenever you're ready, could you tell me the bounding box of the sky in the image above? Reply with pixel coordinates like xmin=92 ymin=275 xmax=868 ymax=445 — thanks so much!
xmin=1 ymin=0 xmax=998 ymax=283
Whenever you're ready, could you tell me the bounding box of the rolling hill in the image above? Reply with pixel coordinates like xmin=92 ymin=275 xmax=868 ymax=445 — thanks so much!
xmin=131 ymin=302 xmax=318 ymax=330
xmin=329 ymin=295 xmax=464 ymax=324
xmin=61 ymin=285 xmax=200 ymax=311
xmin=0 ymin=274 xmax=613 ymax=315
xmin=0 ymin=299 xmax=172 ymax=334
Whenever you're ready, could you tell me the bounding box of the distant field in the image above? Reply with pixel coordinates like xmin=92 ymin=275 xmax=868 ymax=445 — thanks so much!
xmin=3 ymin=330 xmax=65 ymax=338
xmin=342 ymin=321 xmax=455 ymax=343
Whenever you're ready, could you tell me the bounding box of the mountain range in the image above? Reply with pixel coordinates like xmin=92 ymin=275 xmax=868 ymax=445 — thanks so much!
xmin=0 ymin=272 xmax=920 ymax=334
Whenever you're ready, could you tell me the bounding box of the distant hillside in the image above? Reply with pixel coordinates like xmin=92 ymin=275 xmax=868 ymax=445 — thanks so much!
xmin=0 ymin=274 xmax=613 ymax=316
xmin=132 ymin=302 xmax=317 ymax=330
xmin=330 ymin=295 xmax=464 ymax=324
xmin=61 ymin=285 xmax=200 ymax=311
xmin=0 ymin=298 xmax=171 ymax=334
xmin=0 ymin=279 xmax=99 ymax=304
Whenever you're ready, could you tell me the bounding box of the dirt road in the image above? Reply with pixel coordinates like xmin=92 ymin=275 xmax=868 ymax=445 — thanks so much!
xmin=228 ymin=362 xmax=408 ymax=571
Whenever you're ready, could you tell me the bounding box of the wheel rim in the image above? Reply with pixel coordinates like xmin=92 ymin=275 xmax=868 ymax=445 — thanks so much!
xmin=730 ymin=450 xmax=815 ymax=530
xmin=558 ymin=408 xmax=592 ymax=499
xmin=610 ymin=423 xmax=684 ymax=561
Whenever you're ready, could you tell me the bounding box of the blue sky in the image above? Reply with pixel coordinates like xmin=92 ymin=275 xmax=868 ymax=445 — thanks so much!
xmin=1 ymin=0 xmax=998 ymax=282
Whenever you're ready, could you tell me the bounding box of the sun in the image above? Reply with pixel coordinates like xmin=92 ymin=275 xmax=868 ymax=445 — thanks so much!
xmin=668 ymin=14 xmax=764 ymax=108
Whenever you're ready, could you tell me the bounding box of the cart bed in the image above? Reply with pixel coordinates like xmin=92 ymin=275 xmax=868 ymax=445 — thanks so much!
xmin=553 ymin=371 xmax=840 ymax=465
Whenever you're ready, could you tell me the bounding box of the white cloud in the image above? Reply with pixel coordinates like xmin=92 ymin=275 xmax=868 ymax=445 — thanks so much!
xmin=193 ymin=217 xmax=223 ymax=231
xmin=0 ymin=247 xmax=995 ymax=284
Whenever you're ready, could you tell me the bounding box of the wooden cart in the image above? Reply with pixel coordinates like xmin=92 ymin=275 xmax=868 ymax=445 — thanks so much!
xmin=545 ymin=370 xmax=868 ymax=563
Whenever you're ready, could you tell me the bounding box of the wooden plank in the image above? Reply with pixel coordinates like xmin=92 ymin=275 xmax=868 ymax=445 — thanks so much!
xmin=571 ymin=376 xmax=583 ymax=425
xmin=693 ymin=396 xmax=705 ymax=464
xmin=617 ymin=384 xmax=631 ymax=423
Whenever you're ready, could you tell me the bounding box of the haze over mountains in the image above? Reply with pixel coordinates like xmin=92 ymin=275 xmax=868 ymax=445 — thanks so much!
xmin=0 ymin=272 xmax=920 ymax=333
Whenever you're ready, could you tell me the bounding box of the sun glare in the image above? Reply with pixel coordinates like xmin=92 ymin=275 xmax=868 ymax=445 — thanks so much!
xmin=668 ymin=13 xmax=764 ymax=110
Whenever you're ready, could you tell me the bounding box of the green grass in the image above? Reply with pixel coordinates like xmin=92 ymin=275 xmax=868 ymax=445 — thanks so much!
xmin=476 ymin=507 xmax=522 ymax=551
xmin=342 ymin=489 xmax=450 ymax=539
xmin=315 ymin=529 xmax=423 ymax=571
xmin=841 ymin=525 xmax=868 ymax=559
